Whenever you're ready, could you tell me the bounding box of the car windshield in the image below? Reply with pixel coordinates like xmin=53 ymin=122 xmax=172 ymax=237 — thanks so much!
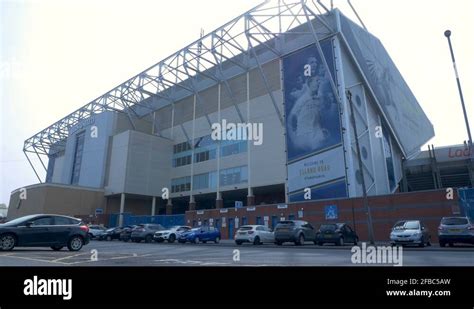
xmin=239 ymin=226 xmax=253 ymax=231
xmin=2 ymin=215 xmax=37 ymax=226
xmin=441 ymin=218 xmax=469 ymax=225
xmin=278 ymin=221 xmax=295 ymax=226
xmin=191 ymin=228 xmax=201 ymax=232
xmin=394 ymin=221 xmax=419 ymax=230
xmin=320 ymin=224 xmax=337 ymax=231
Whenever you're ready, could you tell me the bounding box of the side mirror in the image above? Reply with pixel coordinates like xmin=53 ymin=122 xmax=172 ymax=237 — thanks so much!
xmin=25 ymin=221 xmax=33 ymax=227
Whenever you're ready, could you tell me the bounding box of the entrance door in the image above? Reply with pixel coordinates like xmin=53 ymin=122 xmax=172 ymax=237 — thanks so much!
xmin=228 ymin=218 xmax=234 ymax=239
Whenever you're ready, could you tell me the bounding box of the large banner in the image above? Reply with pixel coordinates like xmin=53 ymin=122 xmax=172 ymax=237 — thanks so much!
xmin=283 ymin=40 xmax=347 ymax=200
xmin=339 ymin=13 xmax=434 ymax=157
xmin=283 ymin=41 xmax=342 ymax=162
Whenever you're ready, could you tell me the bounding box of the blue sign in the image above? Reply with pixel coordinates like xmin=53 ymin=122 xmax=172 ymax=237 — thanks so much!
xmin=325 ymin=205 xmax=338 ymax=220
xmin=235 ymin=201 xmax=243 ymax=209
xmin=95 ymin=208 xmax=104 ymax=215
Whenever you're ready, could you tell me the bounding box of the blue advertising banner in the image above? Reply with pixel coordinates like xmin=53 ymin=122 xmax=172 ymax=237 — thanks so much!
xmin=283 ymin=40 xmax=347 ymax=201
xmin=283 ymin=40 xmax=342 ymax=162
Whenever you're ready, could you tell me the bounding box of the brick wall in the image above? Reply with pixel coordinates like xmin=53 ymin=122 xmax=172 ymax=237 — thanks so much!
xmin=185 ymin=189 xmax=458 ymax=242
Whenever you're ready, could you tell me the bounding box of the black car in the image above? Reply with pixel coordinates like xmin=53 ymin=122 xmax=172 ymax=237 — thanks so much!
xmin=315 ymin=223 xmax=359 ymax=246
xmin=0 ymin=214 xmax=90 ymax=251
xmin=99 ymin=226 xmax=125 ymax=241
xmin=119 ymin=225 xmax=137 ymax=242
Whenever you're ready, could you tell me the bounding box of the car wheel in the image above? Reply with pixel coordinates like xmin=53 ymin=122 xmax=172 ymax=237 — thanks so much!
xmin=235 ymin=240 xmax=242 ymax=245
xmin=214 ymin=237 xmax=220 ymax=244
xmin=145 ymin=235 xmax=153 ymax=243
xmin=253 ymin=236 xmax=261 ymax=245
xmin=168 ymin=234 xmax=176 ymax=243
xmin=67 ymin=236 xmax=84 ymax=251
xmin=295 ymin=234 xmax=304 ymax=246
xmin=51 ymin=246 xmax=63 ymax=251
xmin=336 ymin=237 xmax=344 ymax=246
xmin=0 ymin=234 xmax=16 ymax=251
xmin=193 ymin=237 xmax=199 ymax=244
xmin=419 ymin=239 xmax=425 ymax=248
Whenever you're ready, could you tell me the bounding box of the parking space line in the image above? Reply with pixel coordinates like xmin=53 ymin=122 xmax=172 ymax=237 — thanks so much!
xmin=51 ymin=253 xmax=88 ymax=263
xmin=0 ymin=254 xmax=70 ymax=265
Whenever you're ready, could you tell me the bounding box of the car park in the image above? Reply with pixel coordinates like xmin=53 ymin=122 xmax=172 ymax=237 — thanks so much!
xmin=88 ymin=224 xmax=107 ymax=239
xmin=274 ymin=220 xmax=317 ymax=246
xmin=153 ymin=225 xmax=191 ymax=243
xmin=178 ymin=226 xmax=221 ymax=244
xmin=438 ymin=216 xmax=474 ymax=247
xmin=390 ymin=220 xmax=431 ymax=247
xmin=315 ymin=223 xmax=359 ymax=246
xmin=0 ymin=214 xmax=90 ymax=251
xmin=235 ymin=225 xmax=274 ymax=245
xmin=131 ymin=224 xmax=165 ymax=243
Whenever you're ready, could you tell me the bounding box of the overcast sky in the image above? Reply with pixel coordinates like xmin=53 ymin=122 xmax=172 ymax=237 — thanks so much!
xmin=1 ymin=0 xmax=473 ymax=206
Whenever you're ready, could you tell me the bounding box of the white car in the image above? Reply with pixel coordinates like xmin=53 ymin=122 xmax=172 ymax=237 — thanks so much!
xmin=235 ymin=225 xmax=274 ymax=245
xmin=154 ymin=225 xmax=192 ymax=243
xmin=87 ymin=225 xmax=107 ymax=239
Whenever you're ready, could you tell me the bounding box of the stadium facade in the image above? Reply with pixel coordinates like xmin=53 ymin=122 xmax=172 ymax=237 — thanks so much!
xmin=9 ymin=1 xmax=443 ymax=226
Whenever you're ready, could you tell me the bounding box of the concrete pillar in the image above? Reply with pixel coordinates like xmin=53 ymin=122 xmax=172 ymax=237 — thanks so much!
xmin=166 ymin=198 xmax=173 ymax=215
xmin=151 ymin=196 xmax=156 ymax=216
xmin=247 ymin=195 xmax=255 ymax=207
xmin=247 ymin=187 xmax=255 ymax=207
xmin=216 ymin=192 xmax=223 ymax=209
xmin=118 ymin=193 xmax=125 ymax=227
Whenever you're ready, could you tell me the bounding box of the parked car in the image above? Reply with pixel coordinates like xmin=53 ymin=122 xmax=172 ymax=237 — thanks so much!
xmin=131 ymin=224 xmax=165 ymax=243
xmin=178 ymin=226 xmax=221 ymax=244
xmin=0 ymin=214 xmax=90 ymax=251
xmin=390 ymin=220 xmax=431 ymax=247
xmin=99 ymin=227 xmax=124 ymax=241
xmin=154 ymin=226 xmax=191 ymax=243
xmin=438 ymin=216 xmax=474 ymax=247
xmin=87 ymin=224 xmax=107 ymax=239
xmin=235 ymin=225 xmax=274 ymax=245
xmin=315 ymin=223 xmax=359 ymax=246
xmin=119 ymin=225 xmax=138 ymax=242
xmin=274 ymin=220 xmax=317 ymax=246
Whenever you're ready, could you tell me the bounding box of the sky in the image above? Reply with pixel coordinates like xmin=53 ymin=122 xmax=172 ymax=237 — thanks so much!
xmin=1 ymin=0 xmax=473 ymax=206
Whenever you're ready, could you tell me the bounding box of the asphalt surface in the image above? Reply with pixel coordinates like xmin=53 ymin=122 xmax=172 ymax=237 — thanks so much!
xmin=0 ymin=240 xmax=473 ymax=266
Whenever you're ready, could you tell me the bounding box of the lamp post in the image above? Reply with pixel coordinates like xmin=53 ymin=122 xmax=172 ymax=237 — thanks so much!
xmin=444 ymin=30 xmax=474 ymax=185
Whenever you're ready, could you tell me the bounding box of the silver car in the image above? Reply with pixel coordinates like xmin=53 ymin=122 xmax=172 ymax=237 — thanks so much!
xmin=234 ymin=225 xmax=274 ymax=245
xmin=131 ymin=224 xmax=165 ymax=243
xmin=390 ymin=220 xmax=431 ymax=247
xmin=438 ymin=217 xmax=474 ymax=247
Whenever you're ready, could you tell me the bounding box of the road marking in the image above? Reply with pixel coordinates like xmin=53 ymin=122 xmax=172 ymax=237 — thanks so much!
xmin=0 ymin=254 xmax=70 ymax=265
xmin=51 ymin=253 xmax=87 ymax=263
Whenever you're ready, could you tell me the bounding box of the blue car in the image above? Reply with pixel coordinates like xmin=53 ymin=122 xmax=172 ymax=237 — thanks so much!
xmin=178 ymin=226 xmax=221 ymax=244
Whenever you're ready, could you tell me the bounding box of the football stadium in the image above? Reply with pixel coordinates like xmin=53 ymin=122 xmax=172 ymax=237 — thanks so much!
xmin=8 ymin=0 xmax=473 ymax=240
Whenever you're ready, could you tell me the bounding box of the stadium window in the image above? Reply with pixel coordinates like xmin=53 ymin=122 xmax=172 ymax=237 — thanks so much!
xmin=71 ymin=131 xmax=85 ymax=185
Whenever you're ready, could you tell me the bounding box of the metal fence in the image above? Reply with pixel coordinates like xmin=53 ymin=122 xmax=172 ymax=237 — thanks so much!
xmin=108 ymin=213 xmax=185 ymax=228
xmin=458 ymin=188 xmax=474 ymax=219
